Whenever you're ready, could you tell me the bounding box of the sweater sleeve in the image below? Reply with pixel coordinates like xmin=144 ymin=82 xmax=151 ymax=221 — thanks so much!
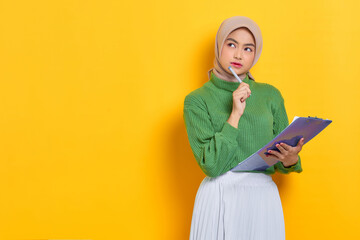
xmin=183 ymin=94 xmax=241 ymax=177
xmin=270 ymin=87 xmax=303 ymax=174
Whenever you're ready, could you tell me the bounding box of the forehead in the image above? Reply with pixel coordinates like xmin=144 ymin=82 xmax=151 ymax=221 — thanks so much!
xmin=226 ymin=27 xmax=255 ymax=42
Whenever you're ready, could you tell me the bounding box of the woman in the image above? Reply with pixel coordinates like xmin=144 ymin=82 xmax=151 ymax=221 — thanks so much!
xmin=183 ymin=16 xmax=304 ymax=240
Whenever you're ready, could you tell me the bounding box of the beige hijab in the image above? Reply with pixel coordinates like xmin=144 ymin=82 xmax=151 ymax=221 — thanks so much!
xmin=208 ymin=16 xmax=263 ymax=82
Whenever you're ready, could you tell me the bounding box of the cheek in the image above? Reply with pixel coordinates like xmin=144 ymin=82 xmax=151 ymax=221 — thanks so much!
xmin=245 ymin=53 xmax=255 ymax=63
xmin=221 ymin=48 xmax=230 ymax=58
xmin=220 ymin=50 xmax=231 ymax=63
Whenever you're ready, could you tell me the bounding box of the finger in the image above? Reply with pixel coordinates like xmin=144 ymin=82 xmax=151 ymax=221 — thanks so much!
xmin=236 ymin=92 xmax=249 ymax=102
xmin=239 ymin=95 xmax=246 ymax=102
xmin=267 ymin=150 xmax=282 ymax=159
xmin=234 ymin=88 xmax=250 ymax=96
xmin=241 ymin=86 xmax=251 ymax=95
xmin=238 ymin=87 xmax=250 ymax=93
xmin=237 ymin=85 xmax=248 ymax=92
xmin=279 ymin=142 xmax=291 ymax=151
xmin=238 ymin=85 xmax=250 ymax=93
xmin=298 ymin=138 xmax=305 ymax=146
xmin=234 ymin=94 xmax=247 ymax=102
xmin=276 ymin=144 xmax=288 ymax=154
xmin=240 ymin=82 xmax=249 ymax=88
xmin=242 ymin=94 xmax=250 ymax=101
xmin=296 ymin=138 xmax=305 ymax=150
xmin=237 ymin=91 xmax=250 ymax=99
xmin=241 ymin=88 xmax=251 ymax=98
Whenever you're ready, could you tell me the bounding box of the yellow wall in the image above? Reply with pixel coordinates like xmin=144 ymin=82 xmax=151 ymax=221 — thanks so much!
xmin=0 ymin=0 xmax=359 ymax=239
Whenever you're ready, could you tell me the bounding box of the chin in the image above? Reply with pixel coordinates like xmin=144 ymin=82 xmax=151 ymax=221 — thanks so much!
xmin=233 ymin=70 xmax=246 ymax=76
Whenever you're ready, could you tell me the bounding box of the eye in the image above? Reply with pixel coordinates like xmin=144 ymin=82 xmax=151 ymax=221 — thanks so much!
xmin=245 ymin=47 xmax=253 ymax=52
xmin=228 ymin=43 xmax=236 ymax=48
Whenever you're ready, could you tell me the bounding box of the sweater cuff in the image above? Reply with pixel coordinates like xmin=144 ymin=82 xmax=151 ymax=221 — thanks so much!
xmin=221 ymin=121 xmax=240 ymax=143
xmin=277 ymin=156 xmax=302 ymax=172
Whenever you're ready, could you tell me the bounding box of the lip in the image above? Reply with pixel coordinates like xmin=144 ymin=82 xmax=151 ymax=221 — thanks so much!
xmin=230 ymin=62 xmax=242 ymax=68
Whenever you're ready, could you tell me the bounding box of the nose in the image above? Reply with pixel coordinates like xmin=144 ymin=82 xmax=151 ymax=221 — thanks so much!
xmin=234 ymin=48 xmax=242 ymax=60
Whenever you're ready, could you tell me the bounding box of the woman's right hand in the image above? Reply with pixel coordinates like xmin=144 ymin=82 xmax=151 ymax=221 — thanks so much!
xmin=231 ymin=82 xmax=251 ymax=117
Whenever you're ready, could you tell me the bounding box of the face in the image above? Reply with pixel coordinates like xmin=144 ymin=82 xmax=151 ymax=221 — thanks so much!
xmin=219 ymin=27 xmax=256 ymax=80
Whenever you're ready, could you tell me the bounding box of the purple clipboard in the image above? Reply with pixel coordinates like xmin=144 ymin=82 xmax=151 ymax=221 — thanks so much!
xmin=231 ymin=116 xmax=332 ymax=172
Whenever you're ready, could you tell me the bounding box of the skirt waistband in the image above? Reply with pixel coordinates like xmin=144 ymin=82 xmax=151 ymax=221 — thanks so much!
xmin=203 ymin=171 xmax=273 ymax=186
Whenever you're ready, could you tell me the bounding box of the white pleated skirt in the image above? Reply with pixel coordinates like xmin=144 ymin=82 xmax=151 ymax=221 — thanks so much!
xmin=190 ymin=171 xmax=285 ymax=240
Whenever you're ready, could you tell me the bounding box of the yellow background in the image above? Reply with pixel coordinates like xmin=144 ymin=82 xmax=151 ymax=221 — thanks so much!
xmin=0 ymin=0 xmax=359 ymax=239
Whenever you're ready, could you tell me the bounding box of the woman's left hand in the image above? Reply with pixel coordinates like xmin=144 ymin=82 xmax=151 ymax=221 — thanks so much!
xmin=267 ymin=138 xmax=305 ymax=167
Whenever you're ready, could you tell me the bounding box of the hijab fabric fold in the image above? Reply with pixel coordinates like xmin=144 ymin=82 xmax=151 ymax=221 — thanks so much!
xmin=208 ymin=16 xmax=263 ymax=82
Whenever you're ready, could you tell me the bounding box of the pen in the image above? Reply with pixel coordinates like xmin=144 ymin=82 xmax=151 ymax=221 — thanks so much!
xmin=228 ymin=66 xmax=251 ymax=96
xmin=228 ymin=66 xmax=242 ymax=83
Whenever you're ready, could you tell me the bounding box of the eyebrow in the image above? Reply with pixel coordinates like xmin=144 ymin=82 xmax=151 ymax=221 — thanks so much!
xmin=226 ymin=38 xmax=255 ymax=47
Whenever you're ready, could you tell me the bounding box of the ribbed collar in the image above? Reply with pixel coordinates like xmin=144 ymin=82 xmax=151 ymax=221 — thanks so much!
xmin=210 ymin=71 xmax=253 ymax=92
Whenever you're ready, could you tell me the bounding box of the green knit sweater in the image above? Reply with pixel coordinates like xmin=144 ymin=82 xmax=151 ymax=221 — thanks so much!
xmin=183 ymin=71 xmax=303 ymax=177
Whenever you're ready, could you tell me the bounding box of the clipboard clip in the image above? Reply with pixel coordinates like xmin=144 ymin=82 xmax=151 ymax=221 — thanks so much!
xmin=308 ymin=116 xmax=323 ymax=120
